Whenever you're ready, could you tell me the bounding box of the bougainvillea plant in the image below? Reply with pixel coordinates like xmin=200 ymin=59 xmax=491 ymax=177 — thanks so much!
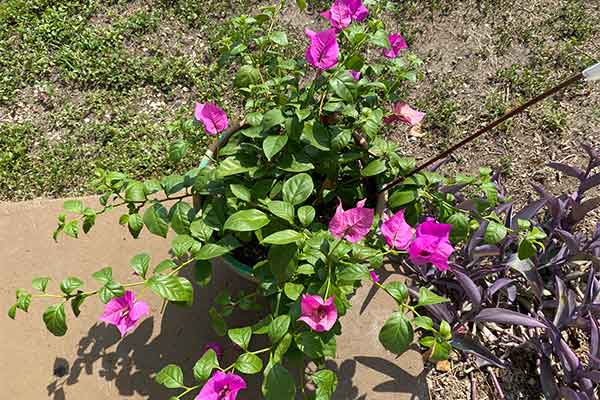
xmin=8 ymin=0 xmax=599 ymax=399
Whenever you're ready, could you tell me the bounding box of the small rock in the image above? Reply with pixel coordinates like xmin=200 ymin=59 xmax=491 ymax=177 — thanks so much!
xmin=436 ymin=360 xmax=451 ymax=372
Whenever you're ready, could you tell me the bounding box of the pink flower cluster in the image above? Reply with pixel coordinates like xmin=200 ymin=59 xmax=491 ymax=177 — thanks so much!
xmin=328 ymin=200 xmax=454 ymax=271
xmin=305 ymin=0 xmax=409 ymax=71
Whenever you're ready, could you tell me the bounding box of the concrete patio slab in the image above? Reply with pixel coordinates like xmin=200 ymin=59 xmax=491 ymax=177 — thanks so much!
xmin=0 ymin=197 xmax=428 ymax=399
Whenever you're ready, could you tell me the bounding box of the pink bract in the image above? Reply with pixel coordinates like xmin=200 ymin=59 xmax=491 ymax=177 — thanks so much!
xmin=194 ymin=103 xmax=229 ymax=135
xmin=203 ymin=342 xmax=223 ymax=360
xmin=408 ymin=217 xmax=454 ymax=271
xmin=298 ymin=294 xmax=338 ymax=332
xmin=383 ymin=101 xmax=425 ymax=126
xmin=195 ymin=371 xmax=246 ymax=400
xmin=370 ymin=271 xmax=380 ymax=283
xmin=383 ymin=33 xmax=408 ymax=59
xmin=305 ymin=28 xmax=339 ymax=70
xmin=381 ymin=209 xmax=414 ymax=250
xmin=99 ymin=290 xmax=149 ymax=337
xmin=349 ymin=69 xmax=361 ymax=80
xmin=321 ymin=0 xmax=369 ymax=31
xmin=329 ymin=199 xmax=374 ymax=243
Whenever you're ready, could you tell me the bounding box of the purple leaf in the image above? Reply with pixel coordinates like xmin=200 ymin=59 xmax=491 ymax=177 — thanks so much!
xmin=506 ymin=254 xmax=543 ymax=299
xmin=488 ymin=278 xmax=515 ymax=298
xmin=560 ymin=387 xmax=584 ymax=400
xmin=568 ymin=197 xmax=600 ymax=224
xmin=451 ymin=334 xmax=505 ymax=368
xmin=581 ymin=173 xmax=600 ymax=193
xmin=581 ymin=371 xmax=600 ymax=382
xmin=511 ymin=199 xmax=547 ymax=229
xmin=539 ymin=356 xmax=559 ymax=399
xmin=553 ymin=277 xmax=576 ymax=329
xmin=590 ymin=315 xmax=600 ymax=369
xmin=582 ymin=142 xmax=600 ymax=164
xmin=471 ymin=244 xmax=501 ymax=258
xmin=547 ymin=162 xmax=585 ymax=180
xmin=549 ymin=325 xmax=581 ymax=375
xmin=474 ymin=308 xmax=547 ymax=328
xmin=453 ymin=270 xmax=482 ymax=308
xmin=555 ymin=229 xmax=580 ymax=254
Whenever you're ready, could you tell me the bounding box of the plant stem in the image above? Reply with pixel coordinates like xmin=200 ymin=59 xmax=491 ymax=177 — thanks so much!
xmin=177 ymin=385 xmax=200 ymax=399
xmin=251 ymin=347 xmax=272 ymax=355
xmin=168 ymin=258 xmax=196 ymax=277
xmin=324 ymin=239 xmax=344 ymax=299
xmin=274 ymin=291 xmax=282 ymax=316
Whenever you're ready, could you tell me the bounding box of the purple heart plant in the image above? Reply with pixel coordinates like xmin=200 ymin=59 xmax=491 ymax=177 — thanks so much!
xmin=8 ymin=1 xmax=599 ymax=398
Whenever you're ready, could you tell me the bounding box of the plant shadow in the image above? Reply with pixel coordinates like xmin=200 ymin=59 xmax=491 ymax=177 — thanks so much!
xmin=47 ymin=262 xmax=261 ymax=400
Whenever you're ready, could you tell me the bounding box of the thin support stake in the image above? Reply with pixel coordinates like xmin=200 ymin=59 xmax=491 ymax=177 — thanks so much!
xmin=378 ymin=72 xmax=584 ymax=194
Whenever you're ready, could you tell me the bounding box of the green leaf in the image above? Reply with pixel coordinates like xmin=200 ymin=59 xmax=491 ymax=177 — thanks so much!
xmin=60 ymin=277 xmax=83 ymax=295
xmin=282 ymin=173 xmax=313 ymax=205
xmin=296 ymin=0 xmax=307 ymax=11
xmin=267 ymin=201 xmax=295 ymax=224
xmin=269 ymin=315 xmax=291 ymax=343
xmin=296 ymin=332 xmax=323 ymax=359
xmin=171 ymin=234 xmax=195 ymax=258
xmin=129 ymin=253 xmax=150 ymax=278
xmin=378 ymin=312 xmax=413 ymax=354
xmin=43 ymin=304 xmax=67 ymax=336
xmin=264 ymin=364 xmax=296 ymax=400
xmin=190 ymin=219 xmax=213 ymax=242
xmin=313 ymin=369 xmax=338 ymax=400
xmin=370 ymin=30 xmax=391 ymax=49
xmin=263 ymin=134 xmax=288 ymax=161
xmin=99 ymin=281 xmax=124 ymax=304
xmin=273 ymin=332 xmax=293 ymax=363
xmin=169 ymin=139 xmax=189 ymax=163
xmin=263 ymin=229 xmax=302 ymax=245
xmin=63 ymin=220 xmax=79 ymax=238
xmin=297 ymin=205 xmax=315 ymax=226
xmin=125 ymin=181 xmax=146 ymax=202
xmin=284 ymin=283 xmax=304 ymax=300
xmin=234 ymin=65 xmax=261 ymax=88
xmin=413 ymin=316 xmax=434 ymax=331
xmin=383 ymin=281 xmax=408 ymax=304
xmin=146 ymin=275 xmax=193 ymax=305
xmin=416 ymin=287 xmax=449 ymax=307
xmin=362 ymin=159 xmax=387 ymax=176
xmin=143 ymin=202 xmax=170 ymax=238
xmin=389 ymin=189 xmax=418 ymax=208
xmin=518 ymin=239 xmax=537 ymax=260
xmin=270 ymin=31 xmax=288 ymax=46
xmin=170 ymin=201 xmax=194 ymax=234
xmin=193 ymin=349 xmax=219 ymax=381
xmin=228 ymin=327 xmax=252 ymax=350
xmin=16 ymin=292 xmax=32 ymax=312
xmin=230 ymin=184 xmax=252 ymax=202
xmin=224 ymin=209 xmax=270 ymax=232
xmin=247 ymin=112 xmax=263 ymax=126
xmin=235 ymin=353 xmax=263 ymax=374
xmin=144 ymin=179 xmax=163 ymax=195
xmin=162 ymin=174 xmax=185 ymax=196
xmin=447 ymin=213 xmax=469 ymax=242
xmin=92 ymin=267 xmax=113 ymax=283
xmin=194 ymin=259 xmax=212 ymax=286
xmin=128 ymin=213 xmax=144 ymax=238
xmin=155 ymin=364 xmax=184 ymax=389
xmin=194 ymin=236 xmax=240 ymax=260
xmin=32 ymin=277 xmax=50 ymax=293
xmin=296 ymin=264 xmax=315 ymax=275
xmin=64 ymin=200 xmax=84 ymax=214
xmin=155 ymin=259 xmax=177 ymax=274
xmin=431 ymin=340 xmax=452 ymax=361
xmin=8 ymin=304 xmax=17 ymax=319
xmin=262 ymin=109 xmax=285 ymax=129
xmin=330 ymin=78 xmax=352 ymax=102
xmin=71 ymin=294 xmax=86 ymax=317
xmin=337 ymin=263 xmax=369 ymax=281
xmin=269 ymin=244 xmax=297 ymax=284
xmin=484 ymin=221 xmax=507 ymax=244
xmin=209 ymin=307 xmax=227 ymax=336
xmin=439 ymin=320 xmax=452 ymax=340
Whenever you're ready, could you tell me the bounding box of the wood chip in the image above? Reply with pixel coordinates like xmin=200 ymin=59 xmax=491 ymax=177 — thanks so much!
xmin=436 ymin=360 xmax=452 ymax=372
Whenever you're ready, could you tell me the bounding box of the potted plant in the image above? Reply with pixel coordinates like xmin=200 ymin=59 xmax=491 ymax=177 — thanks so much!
xmin=9 ymin=0 xmax=600 ymax=399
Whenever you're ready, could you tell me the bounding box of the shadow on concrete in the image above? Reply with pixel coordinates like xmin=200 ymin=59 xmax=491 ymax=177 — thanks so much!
xmin=49 ymin=261 xmax=428 ymax=400
xmin=47 ymin=262 xmax=262 ymax=400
